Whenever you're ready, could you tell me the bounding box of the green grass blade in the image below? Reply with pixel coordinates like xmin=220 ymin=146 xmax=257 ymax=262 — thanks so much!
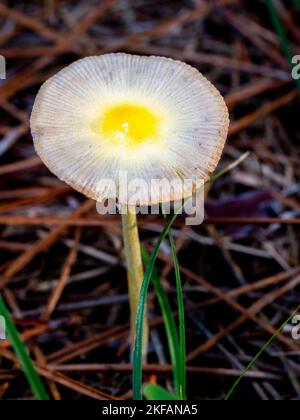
xmin=224 ymin=305 xmax=300 ymax=400
xmin=141 ymin=246 xmax=180 ymax=397
xmin=266 ymin=0 xmax=300 ymax=92
xmin=144 ymin=384 xmax=177 ymax=400
xmin=293 ymin=0 xmax=300 ymax=11
xmin=167 ymin=231 xmax=186 ymax=400
xmin=132 ymin=153 xmax=249 ymax=400
xmin=133 ymin=216 xmax=176 ymax=400
xmin=0 ymin=296 xmax=50 ymax=400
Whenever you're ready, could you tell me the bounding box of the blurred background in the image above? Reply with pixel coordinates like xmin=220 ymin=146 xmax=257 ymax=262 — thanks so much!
xmin=0 ymin=0 xmax=300 ymax=400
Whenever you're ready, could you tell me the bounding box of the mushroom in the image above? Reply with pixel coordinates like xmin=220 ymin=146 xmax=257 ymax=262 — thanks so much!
xmin=30 ymin=53 xmax=229 ymax=358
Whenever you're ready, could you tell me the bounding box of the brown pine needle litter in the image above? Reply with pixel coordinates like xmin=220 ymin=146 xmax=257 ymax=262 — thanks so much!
xmin=0 ymin=0 xmax=300 ymax=400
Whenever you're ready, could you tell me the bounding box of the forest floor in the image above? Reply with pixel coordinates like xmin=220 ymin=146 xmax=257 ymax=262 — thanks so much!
xmin=0 ymin=0 xmax=300 ymax=400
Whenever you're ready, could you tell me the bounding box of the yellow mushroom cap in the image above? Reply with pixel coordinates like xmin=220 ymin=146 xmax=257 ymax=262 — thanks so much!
xmin=30 ymin=53 xmax=229 ymax=205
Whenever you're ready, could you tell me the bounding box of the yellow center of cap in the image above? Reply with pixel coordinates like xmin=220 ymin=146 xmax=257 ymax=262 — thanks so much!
xmin=101 ymin=103 xmax=159 ymax=145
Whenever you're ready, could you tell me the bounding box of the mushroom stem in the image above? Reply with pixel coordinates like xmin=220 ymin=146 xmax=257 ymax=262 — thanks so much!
xmin=121 ymin=206 xmax=148 ymax=360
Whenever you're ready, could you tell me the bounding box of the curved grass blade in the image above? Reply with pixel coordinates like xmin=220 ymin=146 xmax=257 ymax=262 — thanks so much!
xmin=167 ymin=231 xmax=186 ymax=400
xmin=0 ymin=296 xmax=50 ymax=400
xmin=132 ymin=152 xmax=250 ymax=400
xmin=266 ymin=0 xmax=300 ymax=92
xmin=293 ymin=0 xmax=300 ymax=11
xmin=133 ymin=215 xmax=177 ymax=400
xmin=144 ymin=384 xmax=177 ymax=400
xmin=141 ymin=246 xmax=180 ymax=397
xmin=224 ymin=305 xmax=300 ymax=400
